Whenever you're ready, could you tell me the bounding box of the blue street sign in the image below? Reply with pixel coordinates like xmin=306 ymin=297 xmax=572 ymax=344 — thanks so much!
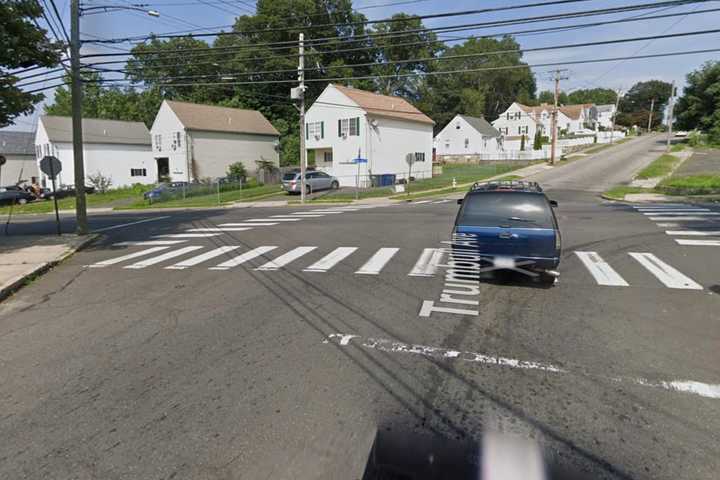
xmin=353 ymin=158 xmax=368 ymax=164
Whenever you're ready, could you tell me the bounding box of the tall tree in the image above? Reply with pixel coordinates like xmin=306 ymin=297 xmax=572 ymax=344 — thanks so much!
xmin=615 ymin=79 xmax=671 ymax=128
xmin=675 ymin=61 xmax=720 ymax=139
xmin=536 ymin=90 xmax=567 ymax=105
xmin=417 ymin=36 xmax=535 ymax=130
xmin=567 ymin=88 xmax=616 ymax=105
xmin=0 ymin=0 xmax=63 ymax=127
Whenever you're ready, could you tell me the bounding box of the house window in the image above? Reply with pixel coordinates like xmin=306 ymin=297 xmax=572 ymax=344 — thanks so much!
xmin=323 ymin=151 xmax=333 ymax=163
xmin=506 ymin=112 xmax=510 ymax=120
xmin=445 ymin=141 xmax=450 ymax=149
xmin=306 ymin=121 xmax=324 ymax=139
xmin=338 ymin=117 xmax=359 ymax=137
xmin=414 ymin=152 xmax=425 ymax=162
xmin=515 ymin=112 xmax=521 ymax=120
xmin=154 ymin=134 xmax=162 ymax=151
xmin=464 ymin=138 xmax=469 ymax=148
xmin=174 ymin=132 xmax=182 ymax=149
xmin=130 ymin=168 xmax=147 ymax=177
xmin=456 ymin=123 xmax=461 ymax=129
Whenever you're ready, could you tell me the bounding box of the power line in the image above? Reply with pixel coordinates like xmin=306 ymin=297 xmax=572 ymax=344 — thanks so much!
xmin=46 ymin=0 xmax=71 ymax=44
xmin=84 ymin=28 xmax=720 ymax=83
xmin=77 ymin=6 xmax=720 ymax=71
xmin=92 ymin=47 xmax=720 ymax=89
xmin=82 ymin=0 xmax=609 ymax=43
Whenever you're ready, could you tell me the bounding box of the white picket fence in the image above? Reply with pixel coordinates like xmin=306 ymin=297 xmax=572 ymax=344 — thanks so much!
xmin=475 ymin=131 xmax=626 ymax=161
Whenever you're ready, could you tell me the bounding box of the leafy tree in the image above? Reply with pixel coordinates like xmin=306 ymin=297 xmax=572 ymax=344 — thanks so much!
xmin=615 ymin=80 xmax=671 ymax=128
xmin=675 ymin=61 xmax=720 ymax=135
xmin=567 ymin=88 xmax=616 ymax=105
xmin=417 ymin=36 xmax=535 ymax=130
xmin=536 ymin=90 xmax=567 ymax=105
xmin=0 ymin=0 xmax=63 ymax=127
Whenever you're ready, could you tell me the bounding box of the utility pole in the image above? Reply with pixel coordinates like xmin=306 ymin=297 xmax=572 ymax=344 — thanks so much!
xmin=298 ymin=33 xmax=306 ymax=204
xmin=609 ymin=88 xmax=622 ymax=144
xmin=647 ymin=97 xmax=655 ymax=132
xmin=666 ymin=81 xmax=676 ymax=152
xmin=549 ymin=69 xmax=568 ymax=165
xmin=70 ymin=0 xmax=88 ymax=234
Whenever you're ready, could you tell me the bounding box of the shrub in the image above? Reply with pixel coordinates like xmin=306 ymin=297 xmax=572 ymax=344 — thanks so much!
xmin=227 ymin=162 xmax=247 ymax=181
xmin=86 ymin=172 xmax=112 ymax=193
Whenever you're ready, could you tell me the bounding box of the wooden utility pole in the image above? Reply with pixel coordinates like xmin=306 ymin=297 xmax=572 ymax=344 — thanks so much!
xmin=609 ymin=89 xmax=622 ymax=144
xmin=666 ymin=81 xmax=676 ymax=152
xmin=647 ymin=97 xmax=655 ymax=132
xmin=298 ymin=33 xmax=306 ymax=203
xmin=549 ymin=69 xmax=568 ymax=165
xmin=70 ymin=0 xmax=88 ymax=234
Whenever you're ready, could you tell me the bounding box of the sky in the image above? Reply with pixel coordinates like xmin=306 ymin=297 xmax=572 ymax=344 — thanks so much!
xmin=4 ymin=0 xmax=719 ymax=132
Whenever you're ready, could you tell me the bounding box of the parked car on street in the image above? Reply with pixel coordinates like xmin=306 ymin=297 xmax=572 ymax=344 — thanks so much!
xmin=281 ymin=170 xmax=339 ymax=194
xmin=453 ymin=181 xmax=561 ymax=285
xmin=143 ymin=182 xmax=190 ymax=201
xmin=0 ymin=186 xmax=36 ymax=205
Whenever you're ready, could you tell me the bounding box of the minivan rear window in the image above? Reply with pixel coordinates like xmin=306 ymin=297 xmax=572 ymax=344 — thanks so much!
xmin=458 ymin=192 xmax=555 ymax=228
xmin=283 ymin=173 xmax=298 ymax=180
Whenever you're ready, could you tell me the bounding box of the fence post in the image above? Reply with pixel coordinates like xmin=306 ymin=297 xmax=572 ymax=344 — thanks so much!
xmin=217 ymin=180 xmax=220 ymax=205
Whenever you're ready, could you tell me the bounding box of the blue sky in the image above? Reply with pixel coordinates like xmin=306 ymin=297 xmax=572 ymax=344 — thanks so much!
xmin=5 ymin=0 xmax=719 ymax=131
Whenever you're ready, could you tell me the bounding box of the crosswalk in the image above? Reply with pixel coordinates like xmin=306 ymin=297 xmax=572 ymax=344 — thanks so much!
xmin=632 ymin=203 xmax=720 ymax=247
xmin=86 ymin=243 xmax=708 ymax=290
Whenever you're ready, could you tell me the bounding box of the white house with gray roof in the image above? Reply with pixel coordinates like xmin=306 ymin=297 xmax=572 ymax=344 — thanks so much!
xmin=35 ymin=116 xmax=153 ymax=189
xmin=434 ymin=114 xmax=503 ymax=160
xmin=150 ymin=100 xmax=280 ymax=183
xmin=0 ymin=131 xmax=39 ymax=186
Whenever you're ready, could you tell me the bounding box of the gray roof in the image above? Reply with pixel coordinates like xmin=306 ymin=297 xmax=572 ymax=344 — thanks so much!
xmin=41 ymin=116 xmax=150 ymax=145
xmin=595 ymin=104 xmax=615 ymax=112
xmin=0 ymin=131 xmax=35 ymax=155
xmin=459 ymin=115 xmax=501 ymax=137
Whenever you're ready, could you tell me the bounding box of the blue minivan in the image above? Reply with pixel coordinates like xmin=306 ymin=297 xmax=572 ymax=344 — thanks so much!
xmin=453 ymin=181 xmax=561 ymax=285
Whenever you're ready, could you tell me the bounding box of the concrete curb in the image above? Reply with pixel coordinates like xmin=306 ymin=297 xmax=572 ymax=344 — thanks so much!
xmin=0 ymin=234 xmax=98 ymax=303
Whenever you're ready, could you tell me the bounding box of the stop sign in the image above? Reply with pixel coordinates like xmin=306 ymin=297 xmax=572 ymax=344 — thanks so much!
xmin=40 ymin=155 xmax=62 ymax=179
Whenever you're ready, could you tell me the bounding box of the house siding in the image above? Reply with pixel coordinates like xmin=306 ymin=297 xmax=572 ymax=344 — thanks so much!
xmin=150 ymin=101 xmax=189 ymax=182
xmin=434 ymin=115 xmax=501 ymax=157
xmin=188 ymin=130 xmax=279 ymax=180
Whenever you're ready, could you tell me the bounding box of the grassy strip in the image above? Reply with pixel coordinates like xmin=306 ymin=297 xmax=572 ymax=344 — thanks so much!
xmin=0 ymin=185 xmax=152 ymax=215
xmin=602 ymin=185 xmax=652 ymax=200
xmin=635 ymin=153 xmax=681 ymax=179
xmin=118 ymin=184 xmax=281 ymax=209
xmin=657 ymin=174 xmax=720 ymax=195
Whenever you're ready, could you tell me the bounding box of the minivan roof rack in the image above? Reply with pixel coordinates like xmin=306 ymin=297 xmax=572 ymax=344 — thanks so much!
xmin=470 ymin=180 xmax=543 ymax=193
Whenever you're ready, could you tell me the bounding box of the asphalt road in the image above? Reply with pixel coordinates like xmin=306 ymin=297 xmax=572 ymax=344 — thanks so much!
xmin=1 ymin=135 xmax=719 ymax=479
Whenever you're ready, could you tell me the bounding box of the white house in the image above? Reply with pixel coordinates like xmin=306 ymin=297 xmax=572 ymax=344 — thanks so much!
xmin=35 ymin=116 xmax=153 ymax=189
xmin=0 ymin=131 xmax=39 ymax=185
xmin=492 ymin=102 xmax=542 ymax=141
xmin=150 ymin=100 xmax=280 ymax=183
xmin=595 ymin=104 xmax=616 ymax=129
xmin=434 ymin=114 xmax=502 ymax=160
xmin=304 ymin=84 xmax=434 ymax=187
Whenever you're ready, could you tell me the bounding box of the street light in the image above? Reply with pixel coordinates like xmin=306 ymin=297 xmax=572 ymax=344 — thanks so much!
xmin=69 ymin=1 xmax=160 ymax=234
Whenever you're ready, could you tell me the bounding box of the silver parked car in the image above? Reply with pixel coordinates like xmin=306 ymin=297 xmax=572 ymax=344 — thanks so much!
xmin=281 ymin=171 xmax=339 ymax=194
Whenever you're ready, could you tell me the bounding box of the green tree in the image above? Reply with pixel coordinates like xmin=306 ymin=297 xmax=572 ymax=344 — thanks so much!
xmin=567 ymin=88 xmax=616 ymax=105
xmin=417 ymin=36 xmax=535 ymax=130
xmin=615 ymin=80 xmax=671 ymax=128
xmin=0 ymin=0 xmax=63 ymax=127
xmin=675 ymin=61 xmax=720 ymax=136
xmin=533 ymin=130 xmax=542 ymax=150
xmin=537 ymin=90 xmax=567 ymax=105
xmin=226 ymin=162 xmax=247 ymax=181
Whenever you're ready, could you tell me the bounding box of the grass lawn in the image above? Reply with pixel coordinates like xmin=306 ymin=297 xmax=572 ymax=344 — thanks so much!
xmin=405 ymin=163 xmax=521 ymax=193
xmin=635 ymin=153 xmax=681 ymax=179
xmin=657 ymin=174 xmax=720 ymax=195
xmin=602 ymin=185 xmax=653 ymax=200
xmin=0 ymin=185 xmax=152 ymax=215
xmin=670 ymin=143 xmax=687 ymax=152
xmin=120 ymin=184 xmax=281 ymax=209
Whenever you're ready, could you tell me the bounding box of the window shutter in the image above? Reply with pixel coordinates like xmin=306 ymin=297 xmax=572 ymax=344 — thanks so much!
xmin=338 ymin=119 xmax=342 ymax=137
xmin=355 ymin=117 xmax=360 ymax=134
xmin=305 ymin=123 xmax=309 ymax=140
xmin=320 ymin=121 xmax=324 ymax=139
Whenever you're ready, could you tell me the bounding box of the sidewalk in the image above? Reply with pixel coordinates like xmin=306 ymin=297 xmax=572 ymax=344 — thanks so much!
xmin=0 ymin=234 xmax=97 ymax=302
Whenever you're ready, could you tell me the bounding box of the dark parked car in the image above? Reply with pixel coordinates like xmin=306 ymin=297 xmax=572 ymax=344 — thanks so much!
xmin=453 ymin=181 xmax=561 ymax=285
xmin=0 ymin=186 xmax=35 ymax=205
xmin=281 ymin=170 xmax=339 ymax=194
xmin=143 ymin=182 xmax=190 ymax=201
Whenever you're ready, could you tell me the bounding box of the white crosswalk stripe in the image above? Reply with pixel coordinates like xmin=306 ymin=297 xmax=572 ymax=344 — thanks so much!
xmin=217 ymin=222 xmax=278 ymax=226
xmin=165 ymin=246 xmax=242 ymax=270
xmin=123 ymin=246 xmax=204 ymax=270
xmin=272 ymin=214 xmax=323 ymax=218
xmin=185 ymin=227 xmax=253 ymax=232
xmin=648 ymin=216 xmax=712 ymax=221
xmin=575 ymin=251 xmax=628 ymax=286
xmin=409 ymin=248 xmax=444 ymax=277
xmin=628 ymin=252 xmax=702 ymax=290
xmin=255 ymin=246 xmax=317 ymax=271
xmin=87 ymin=246 xmax=170 ymax=268
xmin=114 ymin=240 xmax=187 ymax=246
xmin=638 ymin=208 xmax=709 ymax=212
xmin=154 ymin=233 xmax=222 ymax=238
xmin=675 ymin=239 xmax=720 ymax=246
xmin=432 ymin=199 xmax=451 ymax=204
xmin=642 ymin=212 xmax=719 ymax=216
xmin=303 ymin=211 xmax=343 ymax=214
xmin=303 ymin=247 xmax=357 ymax=272
xmin=413 ymin=200 xmax=432 ymax=205
xmin=665 ymin=230 xmax=720 ymax=236
xmin=355 ymin=248 xmax=399 ymax=275
xmin=210 ymin=246 xmax=277 ymax=270
xmin=247 ymin=218 xmax=301 ymax=222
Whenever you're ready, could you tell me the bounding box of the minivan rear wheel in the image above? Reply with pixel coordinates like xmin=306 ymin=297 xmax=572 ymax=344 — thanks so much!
xmin=331 ymin=181 xmax=339 ymax=190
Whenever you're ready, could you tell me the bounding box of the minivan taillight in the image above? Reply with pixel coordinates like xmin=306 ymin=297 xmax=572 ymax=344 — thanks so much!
xmin=555 ymin=232 xmax=561 ymax=251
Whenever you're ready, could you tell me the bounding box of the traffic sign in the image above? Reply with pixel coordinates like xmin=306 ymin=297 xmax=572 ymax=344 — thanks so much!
xmin=40 ymin=156 xmax=62 ymax=179
xmin=353 ymin=157 xmax=368 ymax=164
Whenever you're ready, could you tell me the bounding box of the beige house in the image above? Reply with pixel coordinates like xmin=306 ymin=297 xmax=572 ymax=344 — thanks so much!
xmin=150 ymin=100 xmax=280 ymax=182
xmin=0 ymin=131 xmax=39 ymax=186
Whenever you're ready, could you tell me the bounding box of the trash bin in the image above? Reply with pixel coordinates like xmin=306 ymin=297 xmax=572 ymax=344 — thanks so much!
xmin=380 ymin=174 xmax=396 ymax=186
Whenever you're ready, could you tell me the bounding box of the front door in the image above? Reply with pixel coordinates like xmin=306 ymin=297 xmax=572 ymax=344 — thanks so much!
xmin=156 ymin=158 xmax=169 ymax=182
